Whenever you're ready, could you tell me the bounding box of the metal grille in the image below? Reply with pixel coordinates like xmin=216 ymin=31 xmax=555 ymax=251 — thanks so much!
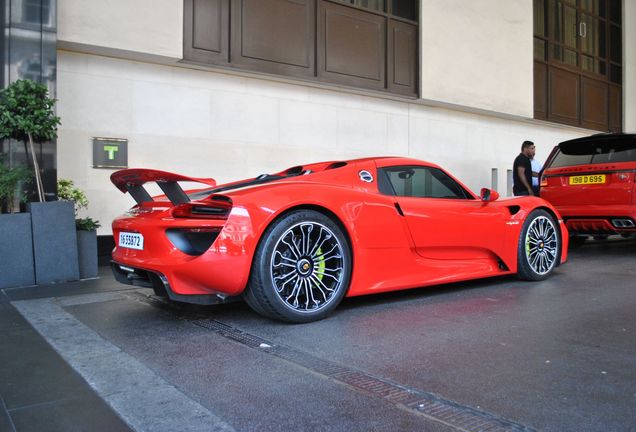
xmin=190 ymin=319 xmax=535 ymax=432
xmin=133 ymin=293 xmax=535 ymax=432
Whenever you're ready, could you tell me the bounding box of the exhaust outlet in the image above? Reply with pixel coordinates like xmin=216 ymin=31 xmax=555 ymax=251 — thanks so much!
xmin=611 ymin=219 xmax=635 ymax=228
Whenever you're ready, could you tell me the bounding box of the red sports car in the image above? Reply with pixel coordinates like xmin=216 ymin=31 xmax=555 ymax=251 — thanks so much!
xmin=111 ymin=157 xmax=568 ymax=323
xmin=541 ymin=133 xmax=636 ymax=239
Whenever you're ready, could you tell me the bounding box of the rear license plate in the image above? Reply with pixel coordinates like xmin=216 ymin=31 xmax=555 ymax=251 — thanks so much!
xmin=119 ymin=232 xmax=144 ymax=250
xmin=568 ymin=174 xmax=606 ymax=185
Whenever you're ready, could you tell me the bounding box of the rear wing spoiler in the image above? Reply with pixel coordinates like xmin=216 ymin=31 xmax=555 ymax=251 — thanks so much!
xmin=111 ymin=169 xmax=216 ymax=205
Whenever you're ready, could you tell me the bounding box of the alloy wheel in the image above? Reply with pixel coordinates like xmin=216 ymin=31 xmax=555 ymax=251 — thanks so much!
xmin=270 ymin=221 xmax=346 ymax=313
xmin=524 ymin=215 xmax=558 ymax=275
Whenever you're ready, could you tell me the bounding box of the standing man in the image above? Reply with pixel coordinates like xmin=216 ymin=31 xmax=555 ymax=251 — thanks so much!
xmin=513 ymin=140 xmax=535 ymax=196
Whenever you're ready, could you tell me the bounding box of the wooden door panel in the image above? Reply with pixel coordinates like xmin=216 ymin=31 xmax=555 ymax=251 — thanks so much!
xmin=231 ymin=0 xmax=315 ymax=77
xmin=318 ymin=1 xmax=386 ymax=90
xmin=581 ymin=77 xmax=609 ymax=131
xmin=609 ymin=85 xmax=622 ymax=133
xmin=184 ymin=0 xmax=229 ymax=64
xmin=388 ymin=20 xmax=417 ymax=96
xmin=534 ymin=62 xmax=548 ymax=120
xmin=548 ymin=67 xmax=580 ymax=126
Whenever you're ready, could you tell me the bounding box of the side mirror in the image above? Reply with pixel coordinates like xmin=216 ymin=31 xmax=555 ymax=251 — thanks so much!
xmin=480 ymin=188 xmax=499 ymax=202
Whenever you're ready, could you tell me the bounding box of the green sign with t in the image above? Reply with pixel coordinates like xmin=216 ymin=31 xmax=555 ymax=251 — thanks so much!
xmin=93 ymin=138 xmax=128 ymax=168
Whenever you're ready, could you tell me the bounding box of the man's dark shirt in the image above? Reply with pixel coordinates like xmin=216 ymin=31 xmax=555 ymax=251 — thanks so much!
xmin=513 ymin=153 xmax=532 ymax=195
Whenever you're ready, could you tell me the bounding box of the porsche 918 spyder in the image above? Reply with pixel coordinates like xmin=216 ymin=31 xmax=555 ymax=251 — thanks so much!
xmin=111 ymin=157 xmax=568 ymax=323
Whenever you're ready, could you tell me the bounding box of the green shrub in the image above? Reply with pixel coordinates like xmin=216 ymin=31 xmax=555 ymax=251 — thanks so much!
xmin=57 ymin=178 xmax=101 ymax=231
xmin=0 ymin=156 xmax=32 ymax=213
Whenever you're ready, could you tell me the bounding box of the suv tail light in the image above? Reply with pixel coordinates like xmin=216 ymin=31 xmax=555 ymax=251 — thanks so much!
xmin=171 ymin=201 xmax=232 ymax=219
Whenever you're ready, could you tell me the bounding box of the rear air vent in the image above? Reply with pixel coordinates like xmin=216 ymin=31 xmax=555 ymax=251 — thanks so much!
xmin=285 ymin=166 xmax=304 ymax=175
xmin=326 ymin=161 xmax=347 ymax=170
xmin=166 ymin=228 xmax=221 ymax=256
xmin=191 ymin=206 xmax=227 ymax=216
xmin=210 ymin=195 xmax=232 ymax=203
xmin=171 ymin=201 xmax=232 ymax=219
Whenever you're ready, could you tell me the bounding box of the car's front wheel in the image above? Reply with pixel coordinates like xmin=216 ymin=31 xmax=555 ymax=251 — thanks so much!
xmin=517 ymin=209 xmax=560 ymax=281
xmin=244 ymin=210 xmax=351 ymax=323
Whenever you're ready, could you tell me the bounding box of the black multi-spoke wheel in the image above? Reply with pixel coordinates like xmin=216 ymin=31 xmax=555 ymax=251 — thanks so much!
xmin=244 ymin=210 xmax=351 ymax=323
xmin=517 ymin=209 xmax=560 ymax=281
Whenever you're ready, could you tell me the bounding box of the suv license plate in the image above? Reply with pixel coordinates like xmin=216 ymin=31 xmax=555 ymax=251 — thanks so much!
xmin=119 ymin=232 xmax=144 ymax=250
xmin=569 ymin=174 xmax=606 ymax=185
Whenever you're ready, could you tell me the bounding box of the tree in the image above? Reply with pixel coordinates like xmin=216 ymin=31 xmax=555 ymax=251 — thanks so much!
xmin=0 ymin=79 xmax=61 ymax=202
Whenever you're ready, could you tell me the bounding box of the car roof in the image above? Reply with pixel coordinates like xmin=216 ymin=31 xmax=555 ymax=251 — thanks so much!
xmin=558 ymin=133 xmax=636 ymax=150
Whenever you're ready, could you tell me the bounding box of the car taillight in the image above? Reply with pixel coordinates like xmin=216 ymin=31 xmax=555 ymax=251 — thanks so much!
xmin=171 ymin=202 xmax=231 ymax=219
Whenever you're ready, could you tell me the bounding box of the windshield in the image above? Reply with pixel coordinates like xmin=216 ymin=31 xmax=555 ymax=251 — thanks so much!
xmin=549 ymin=138 xmax=636 ymax=168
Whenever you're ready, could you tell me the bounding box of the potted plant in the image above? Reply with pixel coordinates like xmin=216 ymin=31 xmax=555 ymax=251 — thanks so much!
xmin=0 ymin=158 xmax=35 ymax=288
xmin=57 ymin=178 xmax=101 ymax=279
xmin=1 ymin=79 xmax=79 ymax=285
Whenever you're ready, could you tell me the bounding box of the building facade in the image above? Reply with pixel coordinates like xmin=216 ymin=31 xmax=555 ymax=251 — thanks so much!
xmin=5 ymin=0 xmax=636 ymax=235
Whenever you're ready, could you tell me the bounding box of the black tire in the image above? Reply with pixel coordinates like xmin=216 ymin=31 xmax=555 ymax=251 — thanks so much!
xmin=517 ymin=209 xmax=561 ymax=281
xmin=243 ymin=210 xmax=352 ymax=323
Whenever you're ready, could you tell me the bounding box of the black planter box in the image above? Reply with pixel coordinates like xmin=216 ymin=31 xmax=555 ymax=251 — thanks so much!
xmin=0 ymin=213 xmax=35 ymax=289
xmin=77 ymin=230 xmax=98 ymax=279
xmin=27 ymin=201 xmax=79 ymax=284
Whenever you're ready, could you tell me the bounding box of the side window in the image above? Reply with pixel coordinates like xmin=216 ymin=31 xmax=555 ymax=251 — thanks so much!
xmin=379 ymin=166 xmax=471 ymax=199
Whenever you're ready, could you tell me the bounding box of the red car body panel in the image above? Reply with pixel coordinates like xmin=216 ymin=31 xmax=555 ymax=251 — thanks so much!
xmin=111 ymin=157 xmax=568 ymax=302
xmin=540 ymin=133 xmax=636 ymax=235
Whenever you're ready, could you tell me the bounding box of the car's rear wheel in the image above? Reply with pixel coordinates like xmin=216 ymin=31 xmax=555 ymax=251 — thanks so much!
xmin=517 ymin=209 xmax=560 ymax=281
xmin=244 ymin=210 xmax=351 ymax=323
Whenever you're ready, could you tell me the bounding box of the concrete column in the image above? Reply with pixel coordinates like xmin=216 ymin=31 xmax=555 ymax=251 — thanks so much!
xmin=624 ymin=0 xmax=636 ymax=131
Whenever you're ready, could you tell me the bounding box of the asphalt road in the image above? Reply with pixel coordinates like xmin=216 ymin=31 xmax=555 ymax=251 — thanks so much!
xmin=6 ymin=237 xmax=636 ymax=432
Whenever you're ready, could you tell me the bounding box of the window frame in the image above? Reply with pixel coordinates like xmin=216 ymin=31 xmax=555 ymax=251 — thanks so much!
xmin=533 ymin=0 xmax=622 ymax=132
xmin=183 ymin=0 xmax=419 ymax=97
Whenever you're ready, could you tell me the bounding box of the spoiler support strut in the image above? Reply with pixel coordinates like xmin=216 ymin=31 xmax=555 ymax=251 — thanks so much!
xmin=127 ymin=185 xmax=154 ymax=204
xmin=157 ymin=181 xmax=190 ymax=205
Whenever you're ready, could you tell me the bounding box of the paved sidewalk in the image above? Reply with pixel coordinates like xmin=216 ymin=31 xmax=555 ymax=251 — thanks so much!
xmin=0 ymin=269 xmax=131 ymax=432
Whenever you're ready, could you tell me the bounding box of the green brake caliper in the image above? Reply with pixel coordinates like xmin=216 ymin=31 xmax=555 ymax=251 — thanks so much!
xmin=316 ymin=247 xmax=326 ymax=281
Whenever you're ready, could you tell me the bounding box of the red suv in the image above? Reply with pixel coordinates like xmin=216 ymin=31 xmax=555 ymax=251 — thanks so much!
xmin=541 ymin=133 xmax=636 ymax=238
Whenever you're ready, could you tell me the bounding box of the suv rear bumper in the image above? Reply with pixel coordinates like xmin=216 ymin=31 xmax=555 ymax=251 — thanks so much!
xmin=554 ymin=205 xmax=636 ymax=234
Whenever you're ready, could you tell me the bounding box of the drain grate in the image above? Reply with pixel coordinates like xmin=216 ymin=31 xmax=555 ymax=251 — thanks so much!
xmin=190 ymin=319 xmax=535 ymax=432
xmin=133 ymin=293 xmax=534 ymax=432
xmin=191 ymin=318 xmax=271 ymax=349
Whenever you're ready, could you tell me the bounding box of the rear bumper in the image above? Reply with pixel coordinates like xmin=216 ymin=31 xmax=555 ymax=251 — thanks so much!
xmin=111 ymin=207 xmax=257 ymax=297
xmin=111 ymin=261 xmax=238 ymax=305
xmin=552 ymin=205 xmax=636 ymax=234
xmin=565 ymin=218 xmax=636 ymax=234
